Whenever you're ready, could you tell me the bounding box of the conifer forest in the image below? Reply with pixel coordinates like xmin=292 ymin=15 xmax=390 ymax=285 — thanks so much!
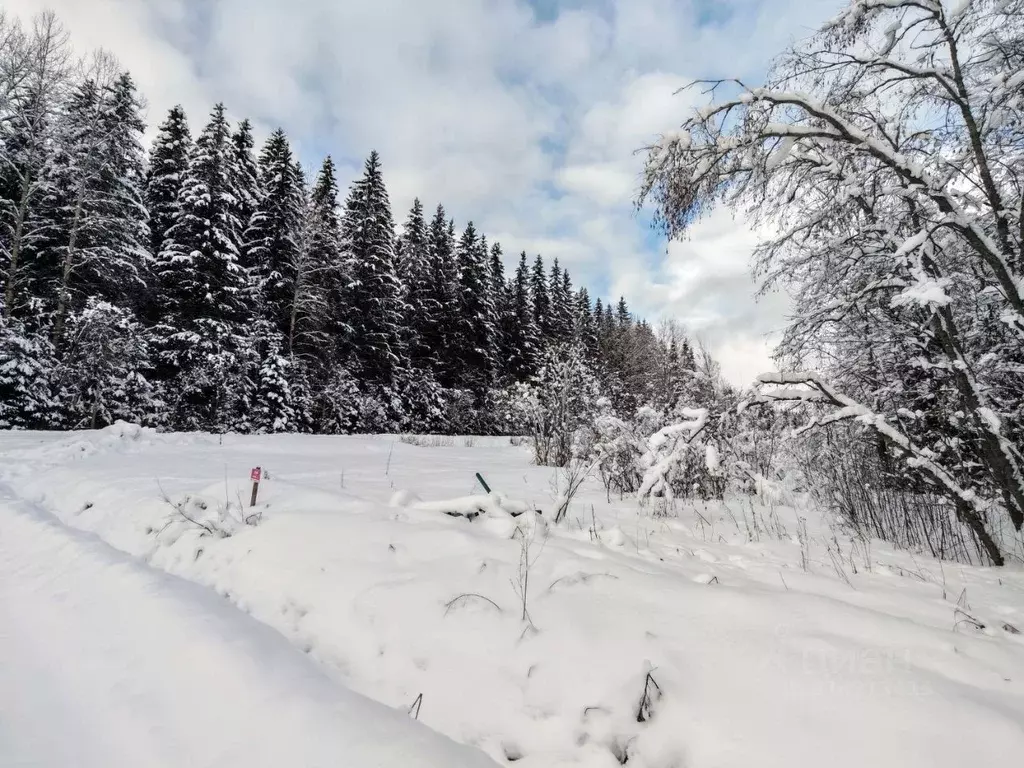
xmin=0 ymin=12 xmax=703 ymax=439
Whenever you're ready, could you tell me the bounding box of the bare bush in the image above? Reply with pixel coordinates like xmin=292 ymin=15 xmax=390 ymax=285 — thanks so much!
xmin=552 ymin=456 xmax=599 ymax=524
xmin=513 ymin=344 xmax=599 ymax=467
xmin=795 ymin=424 xmax=1011 ymax=566
xmin=398 ymin=433 xmax=455 ymax=448
xmin=511 ymin=516 xmax=546 ymax=626
xmin=156 ymin=480 xmax=263 ymax=540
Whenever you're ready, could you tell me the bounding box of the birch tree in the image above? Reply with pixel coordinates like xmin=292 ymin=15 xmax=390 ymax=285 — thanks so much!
xmin=0 ymin=11 xmax=70 ymax=320
xmin=641 ymin=0 xmax=1024 ymax=562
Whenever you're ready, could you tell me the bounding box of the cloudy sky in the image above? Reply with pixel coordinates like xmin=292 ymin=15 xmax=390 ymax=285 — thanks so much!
xmin=10 ymin=0 xmax=844 ymax=384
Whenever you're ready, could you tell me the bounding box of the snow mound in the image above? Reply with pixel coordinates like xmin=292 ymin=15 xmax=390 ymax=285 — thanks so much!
xmin=412 ymin=491 xmax=529 ymax=520
xmin=0 ymin=492 xmax=498 ymax=768
xmin=31 ymin=421 xmax=158 ymax=463
xmin=390 ymin=489 xmax=423 ymax=507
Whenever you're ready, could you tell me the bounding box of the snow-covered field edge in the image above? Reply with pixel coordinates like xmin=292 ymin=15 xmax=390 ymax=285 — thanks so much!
xmin=3 ymin=424 xmax=1024 ymax=768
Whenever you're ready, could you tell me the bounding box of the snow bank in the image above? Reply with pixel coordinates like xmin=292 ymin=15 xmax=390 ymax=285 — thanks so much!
xmin=2 ymin=430 xmax=1023 ymax=768
xmin=0 ymin=490 xmax=497 ymax=768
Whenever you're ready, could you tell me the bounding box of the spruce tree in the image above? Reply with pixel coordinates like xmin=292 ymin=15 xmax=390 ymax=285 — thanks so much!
xmin=157 ymin=103 xmax=248 ymax=428
xmin=0 ymin=318 xmax=57 ymax=428
xmin=159 ymin=103 xmax=246 ymax=325
xmin=530 ymin=254 xmax=550 ymax=343
xmin=244 ymin=129 xmax=304 ymax=335
xmin=679 ymin=338 xmax=696 ymax=371
xmin=427 ymin=205 xmax=458 ymax=386
xmin=548 ymin=258 xmax=571 ymax=343
xmin=341 ymin=150 xmax=404 ymax=386
xmin=505 ymin=251 xmax=539 ymax=381
xmin=231 ymin=119 xmax=261 ymax=237
xmin=308 ymin=156 xmax=347 ymax=366
xmin=488 ymin=241 xmax=509 ymax=383
xmin=454 ymin=221 xmax=495 ymax=396
xmin=145 ymin=106 xmax=191 ymax=260
xmin=616 ymin=296 xmax=631 ymax=327
xmin=559 ymin=268 xmax=574 ymax=342
xmin=575 ymin=287 xmax=597 ymax=357
xmin=398 ymin=197 xmax=434 ymax=369
xmin=252 ymin=331 xmax=295 ymax=433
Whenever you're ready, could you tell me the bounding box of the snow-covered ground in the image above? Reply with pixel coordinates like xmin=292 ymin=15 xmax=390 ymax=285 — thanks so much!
xmin=0 ymin=481 xmax=497 ymax=767
xmin=2 ymin=424 xmax=1024 ymax=767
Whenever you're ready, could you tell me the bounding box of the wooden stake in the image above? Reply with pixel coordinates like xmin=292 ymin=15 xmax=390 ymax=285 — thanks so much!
xmin=250 ymin=466 xmax=261 ymax=507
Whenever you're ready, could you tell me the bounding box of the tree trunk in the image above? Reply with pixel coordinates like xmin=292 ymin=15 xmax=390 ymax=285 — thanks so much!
xmin=52 ymin=188 xmax=85 ymax=343
xmin=3 ymin=172 xmax=33 ymax=317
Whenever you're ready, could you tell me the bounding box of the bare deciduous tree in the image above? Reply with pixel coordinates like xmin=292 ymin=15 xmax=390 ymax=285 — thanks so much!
xmin=0 ymin=11 xmax=71 ymax=318
xmin=640 ymin=0 xmax=1024 ymax=563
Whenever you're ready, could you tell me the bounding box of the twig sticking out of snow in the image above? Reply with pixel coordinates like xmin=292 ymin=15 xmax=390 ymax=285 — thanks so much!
xmin=545 ymin=572 xmax=619 ymax=593
xmin=636 ymin=671 xmax=662 ymax=723
xmin=511 ymin=520 xmax=545 ymax=626
xmin=407 ymin=693 xmax=423 ymax=720
xmin=953 ymin=607 xmax=986 ymax=632
xmin=443 ymin=593 xmax=503 ymax=617
xmin=157 ymin=480 xmax=220 ymax=537
xmin=553 ymin=457 xmax=601 ymax=524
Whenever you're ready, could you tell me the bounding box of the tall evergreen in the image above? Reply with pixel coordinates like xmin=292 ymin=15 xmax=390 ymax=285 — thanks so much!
xmin=616 ymin=297 xmax=631 ymax=327
xmin=454 ymin=221 xmax=494 ymax=395
xmin=575 ymin=287 xmax=597 ymax=357
xmin=158 ymin=103 xmax=246 ymax=326
xmin=560 ymin=268 xmax=574 ymax=342
xmin=302 ymin=155 xmax=344 ymax=363
xmin=398 ymin=197 xmax=434 ymax=369
xmin=531 ymin=254 xmax=550 ymax=343
xmin=427 ymin=205 xmax=459 ymax=386
xmin=145 ymin=106 xmax=191 ymax=262
xmin=603 ymin=301 xmax=615 ymax=337
xmin=341 ymin=150 xmax=404 ymax=385
xmin=505 ymin=251 xmax=539 ymax=381
xmin=488 ymin=242 xmax=509 ymax=382
xmin=231 ymin=119 xmax=261 ymax=235
xmin=156 ymin=103 xmax=248 ymax=429
xmin=244 ymin=129 xmax=304 ymax=334
xmin=548 ymin=258 xmax=571 ymax=343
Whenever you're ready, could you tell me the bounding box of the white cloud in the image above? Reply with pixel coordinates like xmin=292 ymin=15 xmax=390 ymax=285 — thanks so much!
xmin=3 ymin=0 xmax=838 ymax=384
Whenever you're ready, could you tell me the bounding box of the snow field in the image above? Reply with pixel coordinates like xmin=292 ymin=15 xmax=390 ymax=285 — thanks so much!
xmin=2 ymin=425 xmax=1024 ymax=767
xmin=0 ymin=482 xmax=498 ymax=768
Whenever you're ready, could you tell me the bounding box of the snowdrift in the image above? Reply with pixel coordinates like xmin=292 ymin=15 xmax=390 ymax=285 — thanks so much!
xmin=2 ymin=427 xmax=1023 ymax=767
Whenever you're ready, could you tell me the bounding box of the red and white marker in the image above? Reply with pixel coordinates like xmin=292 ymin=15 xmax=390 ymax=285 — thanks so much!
xmin=249 ymin=466 xmax=262 ymax=507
